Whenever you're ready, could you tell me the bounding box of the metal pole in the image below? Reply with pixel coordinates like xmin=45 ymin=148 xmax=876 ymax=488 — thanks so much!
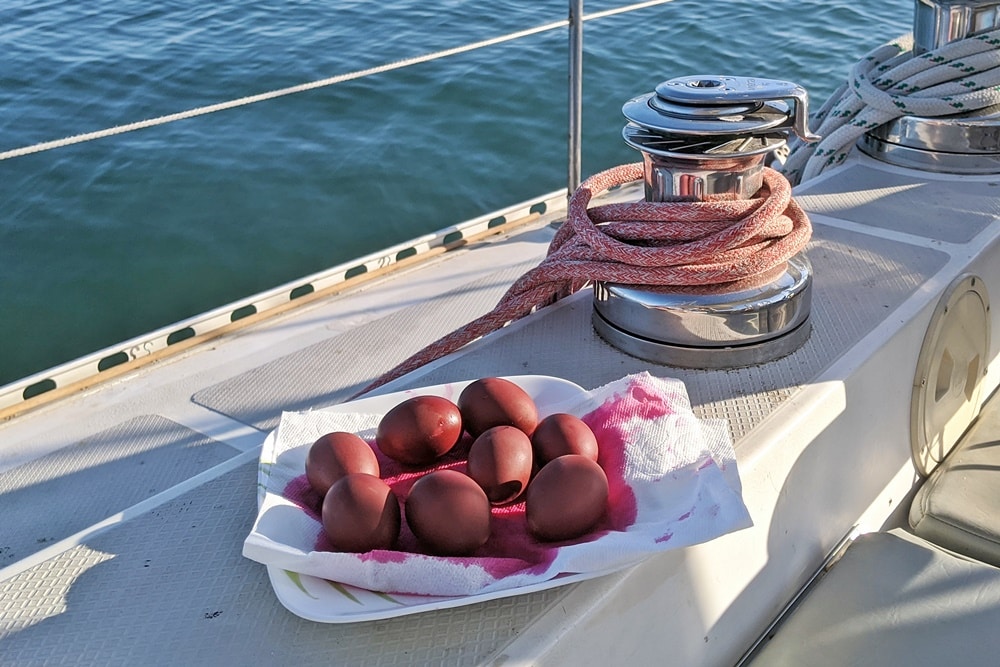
xmin=568 ymin=0 xmax=583 ymax=198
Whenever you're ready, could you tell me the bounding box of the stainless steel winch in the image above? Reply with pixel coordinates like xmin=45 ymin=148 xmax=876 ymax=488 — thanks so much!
xmin=592 ymin=75 xmax=819 ymax=368
xmin=859 ymin=0 xmax=1000 ymax=173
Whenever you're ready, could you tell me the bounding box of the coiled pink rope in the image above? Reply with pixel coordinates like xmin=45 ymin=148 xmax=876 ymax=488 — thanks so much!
xmin=360 ymin=162 xmax=811 ymax=395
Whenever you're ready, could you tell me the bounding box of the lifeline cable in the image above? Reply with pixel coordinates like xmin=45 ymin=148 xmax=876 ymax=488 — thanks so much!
xmin=781 ymin=28 xmax=1000 ymax=184
xmin=360 ymin=162 xmax=811 ymax=395
xmin=0 ymin=0 xmax=679 ymax=162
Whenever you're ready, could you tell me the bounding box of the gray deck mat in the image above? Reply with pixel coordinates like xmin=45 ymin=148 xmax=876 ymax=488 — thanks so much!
xmin=0 ymin=461 xmax=571 ymax=666
xmin=193 ymin=223 xmax=946 ymax=443
xmin=0 ymin=415 xmax=234 ymax=567
xmin=795 ymin=165 xmax=1000 ymax=243
xmin=193 ymin=258 xmax=543 ymax=431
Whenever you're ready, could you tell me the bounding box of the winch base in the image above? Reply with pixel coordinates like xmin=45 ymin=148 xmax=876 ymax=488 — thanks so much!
xmin=592 ymin=308 xmax=812 ymax=369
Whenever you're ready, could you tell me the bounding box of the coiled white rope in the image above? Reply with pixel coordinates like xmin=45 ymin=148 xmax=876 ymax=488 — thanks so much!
xmin=781 ymin=28 xmax=1000 ymax=184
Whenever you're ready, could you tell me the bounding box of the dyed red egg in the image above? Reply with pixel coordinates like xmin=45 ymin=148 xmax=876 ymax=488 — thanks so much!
xmin=375 ymin=395 xmax=463 ymax=466
xmin=458 ymin=377 xmax=539 ymax=438
xmin=322 ymin=473 xmax=401 ymax=553
xmin=467 ymin=425 xmax=533 ymax=504
xmin=526 ymin=454 xmax=608 ymax=542
xmin=305 ymin=431 xmax=380 ymax=497
xmin=531 ymin=413 xmax=599 ymax=466
xmin=405 ymin=469 xmax=491 ymax=556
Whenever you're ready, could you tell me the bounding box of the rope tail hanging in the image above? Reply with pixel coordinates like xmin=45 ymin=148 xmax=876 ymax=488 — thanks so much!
xmin=359 ymin=162 xmax=811 ymax=395
xmin=780 ymin=28 xmax=1000 ymax=184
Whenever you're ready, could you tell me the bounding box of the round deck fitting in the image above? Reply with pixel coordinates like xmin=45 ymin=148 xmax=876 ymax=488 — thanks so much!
xmin=859 ymin=105 xmax=1000 ymax=174
xmin=592 ymin=253 xmax=812 ymax=368
xmin=911 ymin=273 xmax=990 ymax=476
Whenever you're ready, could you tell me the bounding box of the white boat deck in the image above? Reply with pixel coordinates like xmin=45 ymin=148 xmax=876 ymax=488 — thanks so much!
xmin=3 ymin=153 xmax=1000 ymax=665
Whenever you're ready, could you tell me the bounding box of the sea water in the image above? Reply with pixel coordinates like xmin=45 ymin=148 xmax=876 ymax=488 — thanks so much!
xmin=0 ymin=0 xmax=910 ymax=386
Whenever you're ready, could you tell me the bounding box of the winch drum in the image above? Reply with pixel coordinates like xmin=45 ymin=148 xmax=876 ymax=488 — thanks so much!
xmin=592 ymin=75 xmax=818 ymax=368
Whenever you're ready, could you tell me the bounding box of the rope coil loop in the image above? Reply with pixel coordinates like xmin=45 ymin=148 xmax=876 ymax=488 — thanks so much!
xmin=782 ymin=28 xmax=1000 ymax=184
xmin=361 ymin=163 xmax=811 ymax=394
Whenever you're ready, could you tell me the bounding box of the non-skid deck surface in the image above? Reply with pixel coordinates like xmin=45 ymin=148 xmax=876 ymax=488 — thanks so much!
xmin=795 ymin=165 xmax=1000 ymax=243
xmin=193 ymin=223 xmax=946 ymax=444
xmin=0 ymin=415 xmax=234 ymax=568
xmin=193 ymin=258 xmax=543 ymax=431
xmin=0 ymin=460 xmax=571 ymax=666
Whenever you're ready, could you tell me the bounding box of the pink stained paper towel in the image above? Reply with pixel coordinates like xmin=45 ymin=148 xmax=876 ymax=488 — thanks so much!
xmin=243 ymin=372 xmax=751 ymax=597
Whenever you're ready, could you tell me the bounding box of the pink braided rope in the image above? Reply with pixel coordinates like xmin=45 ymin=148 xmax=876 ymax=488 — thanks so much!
xmin=359 ymin=163 xmax=811 ymax=395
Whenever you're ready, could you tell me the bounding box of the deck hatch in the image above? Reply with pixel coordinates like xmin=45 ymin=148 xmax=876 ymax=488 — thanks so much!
xmin=911 ymin=273 xmax=990 ymax=476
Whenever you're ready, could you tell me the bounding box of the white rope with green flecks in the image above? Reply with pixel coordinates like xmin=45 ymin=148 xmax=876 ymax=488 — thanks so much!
xmin=781 ymin=29 xmax=1000 ymax=184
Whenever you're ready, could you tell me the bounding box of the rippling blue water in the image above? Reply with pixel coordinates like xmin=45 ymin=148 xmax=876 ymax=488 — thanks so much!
xmin=0 ymin=0 xmax=911 ymax=385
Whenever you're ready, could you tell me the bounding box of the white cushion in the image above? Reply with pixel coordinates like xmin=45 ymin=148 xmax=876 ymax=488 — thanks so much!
xmin=909 ymin=404 xmax=1000 ymax=567
xmin=748 ymin=530 xmax=1000 ymax=666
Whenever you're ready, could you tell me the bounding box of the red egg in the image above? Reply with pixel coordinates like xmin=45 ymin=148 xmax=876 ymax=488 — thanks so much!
xmin=531 ymin=413 xmax=599 ymax=466
xmin=526 ymin=454 xmax=608 ymax=542
xmin=322 ymin=473 xmax=401 ymax=553
xmin=467 ymin=425 xmax=534 ymax=504
xmin=405 ymin=469 xmax=491 ymax=556
xmin=305 ymin=431 xmax=380 ymax=496
xmin=375 ymin=395 xmax=463 ymax=466
xmin=458 ymin=377 xmax=539 ymax=438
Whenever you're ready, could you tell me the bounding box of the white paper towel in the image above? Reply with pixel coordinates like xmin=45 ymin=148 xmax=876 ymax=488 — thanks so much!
xmin=243 ymin=372 xmax=751 ymax=596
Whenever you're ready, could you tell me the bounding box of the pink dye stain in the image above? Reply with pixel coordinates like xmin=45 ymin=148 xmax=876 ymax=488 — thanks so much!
xmin=357 ymin=549 xmax=410 ymax=565
xmin=581 ymin=376 xmax=675 ymax=531
xmin=283 ymin=433 xmax=556 ymax=577
xmin=281 ymin=376 xmax=671 ymax=581
xmin=282 ymin=475 xmax=323 ymax=521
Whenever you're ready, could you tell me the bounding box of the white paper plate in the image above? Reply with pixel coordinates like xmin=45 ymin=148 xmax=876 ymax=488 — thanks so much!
xmin=259 ymin=375 xmax=635 ymax=623
xmin=266 ymin=555 xmax=631 ymax=623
